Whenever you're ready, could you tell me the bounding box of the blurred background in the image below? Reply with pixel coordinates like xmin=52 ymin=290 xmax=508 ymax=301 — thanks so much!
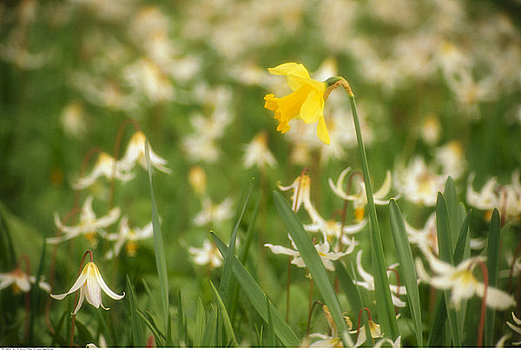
xmin=1 ymin=0 xmax=521 ymax=346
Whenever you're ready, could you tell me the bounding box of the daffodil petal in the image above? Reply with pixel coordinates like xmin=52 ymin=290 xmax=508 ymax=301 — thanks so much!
xmin=317 ymin=117 xmax=330 ymax=145
xmin=300 ymin=90 xmax=323 ymax=124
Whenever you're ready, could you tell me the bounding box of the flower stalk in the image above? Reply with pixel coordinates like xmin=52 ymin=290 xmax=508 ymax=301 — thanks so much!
xmin=328 ymin=77 xmax=399 ymax=339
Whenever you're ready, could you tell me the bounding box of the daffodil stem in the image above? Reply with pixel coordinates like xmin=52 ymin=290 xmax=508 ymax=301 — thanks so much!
xmin=343 ymin=80 xmax=399 ymax=339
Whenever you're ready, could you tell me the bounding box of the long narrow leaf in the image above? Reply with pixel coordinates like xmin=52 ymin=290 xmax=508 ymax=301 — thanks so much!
xmin=144 ymin=140 xmax=171 ymax=344
xmin=126 ymin=276 xmax=146 ymax=347
xmin=137 ymin=310 xmax=165 ymax=347
xmin=389 ymin=200 xmax=423 ymax=346
xmin=202 ymin=308 xmax=218 ymax=347
xmin=212 ymin=233 xmax=300 ymax=347
xmin=485 ymin=209 xmax=501 ymax=346
xmin=209 ymin=281 xmax=239 ymax=347
xmin=335 ymin=261 xmax=372 ymax=345
xmin=273 ymin=191 xmax=353 ymax=347
xmin=266 ymin=295 xmax=276 ymax=347
xmin=194 ymin=298 xmax=206 ymax=347
xmin=435 ymin=192 xmax=461 ymax=346
xmin=220 ymin=177 xmax=256 ymax=309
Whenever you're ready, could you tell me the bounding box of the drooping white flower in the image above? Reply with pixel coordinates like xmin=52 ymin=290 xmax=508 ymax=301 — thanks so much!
xmin=434 ymin=140 xmax=466 ymax=180
xmin=193 ymin=197 xmax=234 ymax=226
xmin=242 ymin=131 xmax=276 ymax=169
xmin=118 ymin=131 xmax=171 ymax=174
xmin=0 ymin=268 xmax=51 ymax=293
xmin=394 ymin=157 xmax=445 ymax=207
xmin=51 ymin=261 xmax=124 ymax=315
xmin=278 ymin=171 xmax=313 ymax=213
xmin=507 ymin=311 xmax=521 ymax=346
xmin=303 ymin=206 xmax=366 ymax=246
xmin=188 ymin=166 xmax=207 ymax=197
xmin=73 ymin=152 xmax=135 ymax=190
xmin=48 ymin=196 xmax=120 ymax=244
xmin=188 ymin=239 xmax=223 ymax=269
xmin=354 ymin=250 xmax=407 ymax=308
xmin=329 ymin=168 xmax=395 ymax=222
xmin=265 ymin=235 xmax=352 ymax=271
xmin=416 ymin=252 xmax=516 ymax=310
xmin=420 ymin=114 xmax=441 ymax=146
xmin=105 ymin=217 xmax=153 ymax=260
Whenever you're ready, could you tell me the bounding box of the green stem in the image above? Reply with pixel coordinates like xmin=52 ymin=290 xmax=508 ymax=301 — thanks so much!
xmin=339 ymin=79 xmax=399 ymax=339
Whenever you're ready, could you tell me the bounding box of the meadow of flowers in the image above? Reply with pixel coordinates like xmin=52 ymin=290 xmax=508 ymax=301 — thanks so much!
xmin=1 ymin=0 xmax=521 ymax=347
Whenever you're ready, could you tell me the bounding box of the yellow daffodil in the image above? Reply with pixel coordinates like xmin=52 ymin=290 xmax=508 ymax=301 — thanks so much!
xmin=51 ymin=261 xmax=124 ymax=315
xmin=264 ymin=63 xmax=330 ymax=144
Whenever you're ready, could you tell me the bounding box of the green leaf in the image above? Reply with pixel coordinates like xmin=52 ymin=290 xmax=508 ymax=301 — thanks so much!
xmin=427 ymin=296 xmax=447 ymax=347
xmin=238 ymin=193 xmax=261 ymax=265
xmin=273 ymin=191 xmax=353 ymax=347
xmin=266 ymin=296 xmax=276 ymax=347
xmin=0 ymin=206 xmax=16 ymax=269
xmin=335 ymin=261 xmax=372 ymax=345
xmin=389 ymin=200 xmax=423 ymax=346
xmin=435 ymin=192 xmax=461 ymax=346
xmin=202 ymin=307 xmax=218 ymax=347
xmin=144 ymin=140 xmax=171 ymax=344
xmin=137 ymin=309 xmax=165 ymax=347
xmin=29 ymin=235 xmax=46 ymax=343
xmin=485 ymin=209 xmax=501 ymax=346
xmin=126 ymin=276 xmax=146 ymax=347
xmin=51 ymin=311 xmax=68 ymax=347
xmin=209 ymin=281 xmax=239 ymax=347
xmin=220 ymin=177 xmax=256 ymax=309
xmin=194 ymin=298 xmax=206 ymax=347
xmin=212 ymin=233 xmax=300 ymax=347
xmin=177 ymin=290 xmax=185 ymax=346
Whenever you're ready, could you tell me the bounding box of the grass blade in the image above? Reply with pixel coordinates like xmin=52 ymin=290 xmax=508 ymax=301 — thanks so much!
xmin=28 ymin=235 xmax=46 ymax=343
xmin=209 ymin=281 xmax=239 ymax=347
xmin=126 ymin=276 xmax=146 ymax=347
xmin=137 ymin=310 xmax=165 ymax=347
xmin=194 ymin=298 xmax=206 ymax=347
xmin=202 ymin=308 xmax=218 ymax=347
xmin=212 ymin=232 xmax=300 ymax=347
xmin=177 ymin=290 xmax=186 ymax=346
xmin=389 ymin=200 xmax=423 ymax=346
xmin=335 ymin=261 xmax=372 ymax=345
xmin=485 ymin=209 xmax=501 ymax=346
xmin=220 ymin=177 xmax=256 ymax=309
xmin=144 ymin=140 xmax=171 ymax=344
xmin=266 ymin=296 xmax=276 ymax=347
xmin=273 ymin=191 xmax=353 ymax=347
xmin=435 ymin=192 xmax=461 ymax=346
xmin=238 ymin=193 xmax=261 ymax=265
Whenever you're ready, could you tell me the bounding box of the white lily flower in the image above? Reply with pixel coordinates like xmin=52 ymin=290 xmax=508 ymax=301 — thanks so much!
xmin=416 ymin=252 xmax=516 ymax=310
xmin=243 ymin=131 xmax=276 ymax=169
xmin=118 ymin=131 xmax=171 ymax=174
xmin=73 ymin=152 xmax=135 ymax=190
xmin=105 ymin=217 xmax=153 ymax=260
xmin=278 ymin=171 xmax=313 ymax=213
xmin=51 ymin=261 xmax=124 ymax=315
xmin=188 ymin=239 xmax=223 ymax=268
xmin=188 ymin=166 xmax=207 ymax=197
xmin=309 ymin=305 xmax=354 ymax=347
xmin=48 ymin=196 xmax=120 ymax=245
xmin=394 ymin=157 xmax=445 ymax=207
xmin=374 ymin=335 xmax=402 ymax=348
xmin=302 ymin=205 xmax=366 ymax=248
xmin=0 ymin=268 xmax=51 ymax=293
xmin=507 ymin=311 xmax=521 ymax=346
xmin=193 ymin=197 xmax=234 ymax=226
xmin=405 ymin=213 xmax=484 ymax=256
xmin=467 ymin=171 xmax=521 ymax=222
xmin=355 ymin=250 xmax=407 ymax=308
xmin=329 ymin=168 xmax=395 ymax=221
xmin=420 ymin=114 xmax=440 ymax=146
xmin=434 ymin=141 xmax=466 ymax=180
xmin=265 ymin=235 xmax=352 ymax=271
